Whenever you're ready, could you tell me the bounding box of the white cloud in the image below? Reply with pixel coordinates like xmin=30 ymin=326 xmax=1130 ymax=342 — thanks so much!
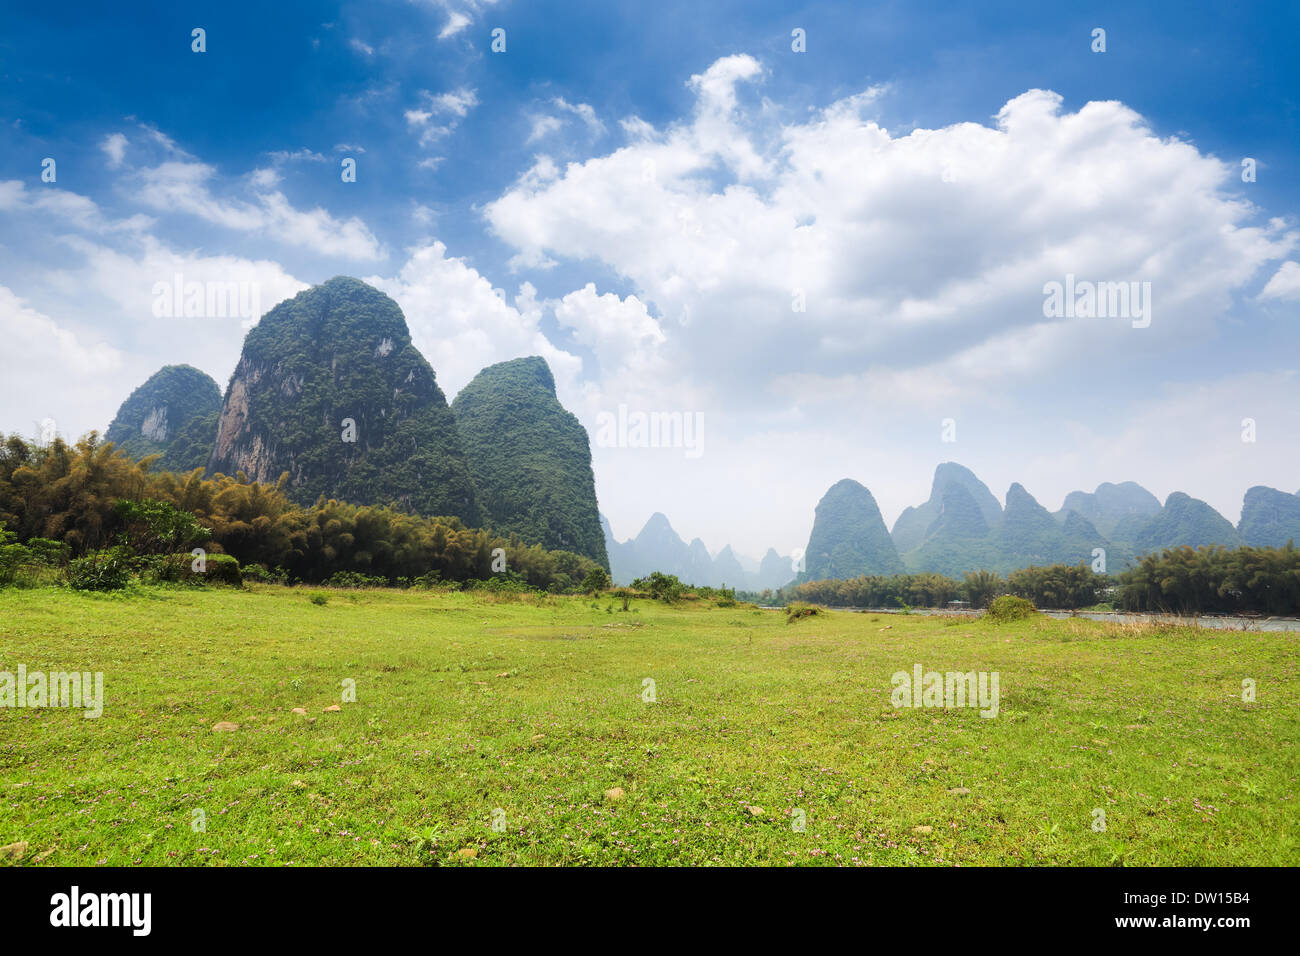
xmin=405 ymin=88 xmax=478 ymax=146
xmin=365 ymin=242 xmax=581 ymax=401
xmin=526 ymin=97 xmax=606 ymax=144
xmin=101 ymin=133 xmax=128 ymax=168
xmin=439 ymin=12 xmax=471 ymax=39
xmin=0 ymin=179 xmax=153 ymax=234
xmin=1258 ymin=261 xmax=1300 ymax=301
xmin=480 ymin=55 xmax=1299 ymax=552
xmin=133 ymin=161 xmax=385 ymax=260
xmin=0 ymin=285 xmax=127 ymax=442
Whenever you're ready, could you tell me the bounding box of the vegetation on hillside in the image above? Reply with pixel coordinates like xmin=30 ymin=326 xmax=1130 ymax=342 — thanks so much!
xmin=208 ymin=277 xmax=481 ymax=523
xmin=103 ymin=364 xmax=221 ymax=465
xmin=802 ymin=478 xmax=903 ymax=580
xmin=452 ymin=357 xmax=608 ymax=568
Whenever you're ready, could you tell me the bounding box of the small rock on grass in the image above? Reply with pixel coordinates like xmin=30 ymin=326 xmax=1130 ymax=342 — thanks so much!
xmin=604 ymin=787 xmax=625 ymax=802
xmin=0 ymin=841 xmax=27 ymax=861
xmin=913 ymin=825 xmax=933 ymax=835
xmin=291 ymin=708 xmax=307 ymax=715
xmin=746 ymin=805 xmax=765 ymax=816
xmin=457 ymin=848 xmax=478 ymax=860
xmin=323 ymin=704 xmax=341 ymax=713
xmin=211 ymin=721 xmax=239 ymax=732
xmin=947 ymin=787 xmax=970 ymax=796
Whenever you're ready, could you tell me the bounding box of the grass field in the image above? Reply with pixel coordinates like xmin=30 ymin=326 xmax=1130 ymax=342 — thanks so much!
xmin=1 ymin=585 xmax=1296 ymax=866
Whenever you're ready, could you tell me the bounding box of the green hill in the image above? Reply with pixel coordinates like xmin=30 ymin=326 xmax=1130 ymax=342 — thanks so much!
xmin=802 ymin=478 xmax=903 ymax=580
xmin=1133 ymin=492 xmax=1243 ymax=553
xmin=208 ymin=276 xmax=479 ymax=523
xmin=452 ymin=356 xmax=607 ymax=566
xmin=891 ymin=461 xmax=1001 ymax=553
xmin=997 ymin=483 xmax=1106 ymax=571
xmin=1056 ymin=481 xmax=1161 ymax=541
xmin=1237 ymin=486 xmax=1300 ymax=548
xmin=105 ymin=364 xmax=221 ymax=468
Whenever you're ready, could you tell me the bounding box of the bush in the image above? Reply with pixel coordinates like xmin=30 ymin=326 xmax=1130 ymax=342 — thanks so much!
xmin=633 ymin=571 xmax=685 ymax=603
xmin=580 ymin=566 xmax=611 ymax=594
xmin=309 ymin=592 xmax=329 ymax=606
xmin=986 ymin=594 xmax=1037 ymax=622
xmin=786 ymin=601 xmax=824 ymax=623
xmin=67 ymin=547 xmax=134 ymax=591
xmin=323 ymin=570 xmax=388 ymax=589
xmin=155 ymin=552 xmax=242 ymax=586
xmin=241 ymin=563 xmax=287 ymax=584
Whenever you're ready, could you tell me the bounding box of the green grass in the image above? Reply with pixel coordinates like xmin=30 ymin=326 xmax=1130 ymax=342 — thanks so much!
xmin=1 ymin=585 xmax=1296 ymax=866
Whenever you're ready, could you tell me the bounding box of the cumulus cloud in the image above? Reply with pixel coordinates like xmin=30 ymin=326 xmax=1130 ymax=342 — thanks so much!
xmin=0 ymin=285 xmax=127 ymax=441
xmin=486 ymin=63 xmax=1294 ymax=404
xmin=480 ymin=54 xmax=1299 ymax=551
xmin=365 ymin=242 xmax=581 ymax=401
xmin=132 ymin=161 xmax=385 ymax=260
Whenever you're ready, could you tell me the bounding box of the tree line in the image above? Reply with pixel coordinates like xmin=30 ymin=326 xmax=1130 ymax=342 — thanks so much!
xmin=0 ymin=433 xmax=599 ymax=590
xmin=742 ymin=545 xmax=1300 ymax=616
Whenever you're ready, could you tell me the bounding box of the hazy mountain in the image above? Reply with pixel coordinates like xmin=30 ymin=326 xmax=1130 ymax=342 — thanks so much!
xmin=999 ymin=482 xmax=1107 ymax=569
xmin=902 ymin=482 xmax=1002 ymax=575
xmin=686 ymin=538 xmax=716 ymax=586
xmin=208 ymin=277 xmax=479 ymax=522
xmin=892 ymin=462 xmax=1001 ymax=553
xmin=1134 ymin=492 xmax=1243 ymax=552
xmin=1237 ymin=486 xmax=1300 ymax=547
xmin=452 ymin=356 xmax=606 ymax=566
xmin=712 ymin=545 xmax=748 ymax=589
xmin=1055 ymin=481 xmax=1162 ymax=540
xmin=756 ymin=547 xmax=796 ymax=591
xmin=803 ymin=478 xmax=903 ymax=579
xmin=105 ymin=364 xmax=221 ymax=470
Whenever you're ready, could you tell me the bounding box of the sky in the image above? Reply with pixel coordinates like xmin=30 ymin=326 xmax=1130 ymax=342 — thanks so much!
xmin=2 ymin=0 xmax=1298 ymax=559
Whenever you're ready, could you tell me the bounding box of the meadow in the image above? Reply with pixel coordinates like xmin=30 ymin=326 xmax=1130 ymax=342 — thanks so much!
xmin=0 ymin=585 xmax=1296 ymax=866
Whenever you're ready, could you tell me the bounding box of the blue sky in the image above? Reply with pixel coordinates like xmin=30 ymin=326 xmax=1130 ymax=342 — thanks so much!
xmin=2 ymin=0 xmax=1298 ymax=557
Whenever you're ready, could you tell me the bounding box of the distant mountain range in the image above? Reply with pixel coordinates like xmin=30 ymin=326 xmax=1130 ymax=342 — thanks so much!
xmin=606 ymin=462 xmax=1300 ymax=590
xmin=601 ymin=512 xmax=795 ymax=591
xmin=806 ymin=462 xmax=1299 ymax=581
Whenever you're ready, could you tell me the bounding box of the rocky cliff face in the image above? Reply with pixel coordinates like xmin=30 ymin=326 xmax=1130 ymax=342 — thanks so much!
xmin=209 ymin=276 xmax=479 ymax=523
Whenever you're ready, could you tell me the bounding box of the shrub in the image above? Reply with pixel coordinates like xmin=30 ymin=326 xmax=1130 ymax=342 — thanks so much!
xmin=241 ymin=563 xmax=287 ymax=584
xmin=324 ymin=570 xmax=388 ymax=589
xmin=786 ymin=601 xmax=824 ymax=623
xmin=155 ymin=552 xmax=242 ymax=586
xmin=309 ymin=592 xmax=329 ymax=606
xmin=204 ymin=553 xmax=243 ymax=585
xmin=113 ymin=497 xmax=210 ymax=555
xmin=67 ymin=547 xmax=134 ymax=591
xmin=634 ymin=571 xmax=685 ymax=603
xmin=986 ymin=594 xmax=1037 ymax=622
xmin=580 ymin=566 xmax=611 ymax=594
